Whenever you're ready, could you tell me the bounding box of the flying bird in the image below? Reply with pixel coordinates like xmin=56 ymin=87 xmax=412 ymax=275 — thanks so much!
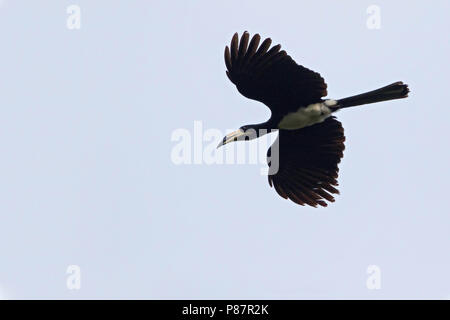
xmin=218 ymin=31 xmax=409 ymax=207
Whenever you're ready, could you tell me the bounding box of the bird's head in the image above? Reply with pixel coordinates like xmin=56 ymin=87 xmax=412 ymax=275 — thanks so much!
xmin=217 ymin=124 xmax=272 ymax=148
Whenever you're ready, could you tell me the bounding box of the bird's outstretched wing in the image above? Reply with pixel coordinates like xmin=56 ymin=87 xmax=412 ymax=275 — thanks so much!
xmin=267 ymin=117 xmax=345 ymax=207
xmin=225 ymin=31 xmax=328 ymax=113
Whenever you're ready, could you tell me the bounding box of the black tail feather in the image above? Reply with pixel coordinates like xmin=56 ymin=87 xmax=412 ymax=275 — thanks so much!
xmin=335 ymin=82 xmax=409 ymax=109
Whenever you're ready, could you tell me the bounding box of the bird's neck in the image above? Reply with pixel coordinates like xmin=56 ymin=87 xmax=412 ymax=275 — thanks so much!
xmin=247 ymin=120 xmax=278 ymax=138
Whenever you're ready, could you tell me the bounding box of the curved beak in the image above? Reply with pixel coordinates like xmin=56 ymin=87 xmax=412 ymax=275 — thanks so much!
xmin=217 ymin=129 xmax=245 ymax=148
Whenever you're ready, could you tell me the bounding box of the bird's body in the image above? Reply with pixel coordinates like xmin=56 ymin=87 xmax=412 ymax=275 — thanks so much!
xmin=218 ymin=31 xmax=409 ymax=207
xmin=277 ymin=100 xmax=335 ymax=130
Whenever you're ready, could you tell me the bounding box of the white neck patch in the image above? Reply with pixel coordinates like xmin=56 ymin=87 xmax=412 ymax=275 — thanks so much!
xmin=277 ymin=100 xmax=336 ymax=130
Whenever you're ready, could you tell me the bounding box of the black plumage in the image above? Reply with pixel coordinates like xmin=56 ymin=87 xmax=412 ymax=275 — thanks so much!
xmin=220 ymin=31 xmax=409 ymax=207
xmin=224 ymin=32 xmax=327 ymax=116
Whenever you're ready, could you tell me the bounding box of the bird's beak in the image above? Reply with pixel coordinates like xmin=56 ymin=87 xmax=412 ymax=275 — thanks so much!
xmin=217 ymin=129 xmax=246 ymax=148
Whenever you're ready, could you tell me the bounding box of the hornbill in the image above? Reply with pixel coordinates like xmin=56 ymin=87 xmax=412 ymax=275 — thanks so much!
xmin=217 ymin=31 xmax=409 ymax=207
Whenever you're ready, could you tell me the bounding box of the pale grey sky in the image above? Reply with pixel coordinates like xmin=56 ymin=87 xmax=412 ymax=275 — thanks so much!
xmin=0 ymin=0 xmax=449 ymax=299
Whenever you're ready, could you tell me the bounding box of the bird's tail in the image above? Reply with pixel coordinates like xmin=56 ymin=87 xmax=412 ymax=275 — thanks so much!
xmin=335 ymin=81 xmax=409 ymax=109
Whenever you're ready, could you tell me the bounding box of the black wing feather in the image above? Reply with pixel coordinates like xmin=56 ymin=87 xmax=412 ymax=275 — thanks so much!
xmin=267 ymin=117 xmax=345 ymax=207
xmin=225 ymin=31 xmax=328 ymax=113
